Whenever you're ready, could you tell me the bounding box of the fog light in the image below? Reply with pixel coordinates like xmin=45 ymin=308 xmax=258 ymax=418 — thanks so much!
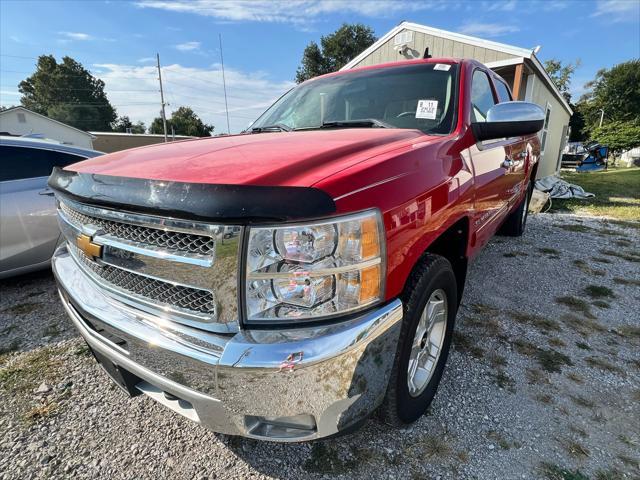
xmin=245 ymin=414 xmax=317 ymax=439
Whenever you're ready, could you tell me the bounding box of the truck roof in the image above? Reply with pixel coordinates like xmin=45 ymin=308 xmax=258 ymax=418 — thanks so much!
xmin=307 ymin=57 xmax=465 ymax=83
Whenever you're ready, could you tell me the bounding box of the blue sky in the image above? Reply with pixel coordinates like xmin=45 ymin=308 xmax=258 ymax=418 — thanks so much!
xmin=1 ymin=0 xmax=639 ymax=133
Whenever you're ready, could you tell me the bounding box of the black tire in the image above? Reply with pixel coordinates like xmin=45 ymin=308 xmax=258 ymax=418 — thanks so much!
xmin=498 ymin=180 xmax=532 ymax=237
xmin=379 ymin=254 xmax=457 ymax=425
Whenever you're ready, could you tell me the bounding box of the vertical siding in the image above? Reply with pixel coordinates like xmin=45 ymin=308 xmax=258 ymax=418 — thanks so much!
xmin=531 ymin=81 xmax=571 ymax=178
xmin=352 ymin=28 xmax=519 ymax=67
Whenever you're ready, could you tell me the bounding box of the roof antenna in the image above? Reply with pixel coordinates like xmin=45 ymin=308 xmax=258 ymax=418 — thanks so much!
xmin=423 ymin=47 xmax=431 ymax=59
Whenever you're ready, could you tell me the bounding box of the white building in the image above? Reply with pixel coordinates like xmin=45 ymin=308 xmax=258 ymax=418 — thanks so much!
xmin=0 ymin=106 xmax=95 ymax=149
xmin=341 ymin=22 xmax=573 ymax=179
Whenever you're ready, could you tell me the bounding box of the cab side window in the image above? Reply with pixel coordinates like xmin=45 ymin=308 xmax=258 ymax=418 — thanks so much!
xmin=0 ymin=146 xmax=84 ymax=182
xmin=470 ymin=70 xmax=496 ymax=123
xmin=494 ymin=80 xmax=513 ymax=103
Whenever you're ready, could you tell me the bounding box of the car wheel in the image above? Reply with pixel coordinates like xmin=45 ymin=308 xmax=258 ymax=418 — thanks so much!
xmin=379 ymin=254 xmax=457 ymax=425
xmin=498 ymin=180 xmax=532 ymax=237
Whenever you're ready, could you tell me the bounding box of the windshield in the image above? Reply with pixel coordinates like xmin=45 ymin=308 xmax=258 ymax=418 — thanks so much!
xmin=251 ymin=63 xmax=459 ymax=134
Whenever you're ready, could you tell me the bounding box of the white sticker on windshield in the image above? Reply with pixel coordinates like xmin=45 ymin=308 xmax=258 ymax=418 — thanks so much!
xmin=416 ymin=100 xmax=438 ymax=119
xmin=434 ymin=64 xmax=451 ymax=71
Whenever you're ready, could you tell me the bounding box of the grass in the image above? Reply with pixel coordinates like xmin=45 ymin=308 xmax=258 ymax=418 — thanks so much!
xmin=576 ymin=341 xmax=592 ymax=350
xmin=573 ymin=259 xmax=606 ymax=277
xmin=0 ymin=346 xmax=64 ymax=394
xmin=453 ymin=331 xmax=484 ymax=358
xmin=564 ymin=440 xmax=590 ymax=458
xmin=303 ymin=443 xmax=375 ymax=474
xmin=1 ymin=302 xmax=40 ymax=315
xmin=592 ymin=256 xmax=613 ymax=264
xmin=549 ymin=168 xmax=640 ymax=220
xmin=503 ymin=251 xmax=529 ymax=258
xmin=493 ymin=369 xmax=515 ymax=391
xmin=509 ymin=311 xmax=562 ymax=333
xmin=560 ymin=313 xmax=606 ymax=337
xmin=24 ymin=401 xmax=58 ymax=423
xmin=540 ymin=462 xmax=589 ymax=480
xmin=570 ymin=395 xmax=596 ymax=409
xmin=513 ymin=339 xmax=537 ymax=356
xmin=617 ymin=325 xmax=640 ymax=339
xmin=583 ymin=285 xmax=615 ymax=299
xmin=599 ymin=249 xmax=640 ymax=263
xmin=0 ymin=340 xmax=21 ymax=355
xmin=527 ymin=368 xmax=550 ymax=385
xmin=618 ymin=454 xmax=639 ymax=469
xmin=535 ymin=393 xmax=554 ymax=404
xmin=567 ymin=372 xmax=585 ymax=384
xmin=556 ymin=296 xmax=596 ymax=319
xmin=536 ymin=348 xmax=573 ymax=373
xmin=487 ymin=430 xmax=513 ymax=450
xmin=557 ymin=224 xmax=593 ymax=233
xmin=613 ymin=277 xmax=640 ymax=286
xmin=585 ymin=356 xmax=623 ymax=374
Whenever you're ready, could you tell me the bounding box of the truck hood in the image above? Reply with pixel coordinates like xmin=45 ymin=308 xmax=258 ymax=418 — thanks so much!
xmin=68 ymin=129 xmax=425 ymax=187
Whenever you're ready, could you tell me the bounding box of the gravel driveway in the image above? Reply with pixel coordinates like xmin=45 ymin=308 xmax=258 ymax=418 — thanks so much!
xmin=1 ymin=213 xmax=639 ymax=480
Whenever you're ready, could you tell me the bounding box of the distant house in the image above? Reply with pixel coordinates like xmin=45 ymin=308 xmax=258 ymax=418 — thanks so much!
xmin=89 ymin=131 xmax=196 ymax=153
xmin=341 ymin=22 xmax=573 ymax=179
xmin=0 ymin=106 xmax=95 ymax=149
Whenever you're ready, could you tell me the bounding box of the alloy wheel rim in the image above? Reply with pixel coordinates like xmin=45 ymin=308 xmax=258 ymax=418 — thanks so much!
xmin=407 ymin=289 xmax=448 ymax=397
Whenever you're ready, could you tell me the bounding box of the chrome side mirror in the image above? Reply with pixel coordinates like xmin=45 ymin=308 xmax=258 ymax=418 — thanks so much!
xmin=472 ymin=101 xmax=545 ymax=141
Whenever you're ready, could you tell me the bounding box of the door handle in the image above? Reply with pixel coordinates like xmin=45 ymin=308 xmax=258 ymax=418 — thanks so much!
xmin=39 ymin=188 xmax=55 ymax=197
xmin=501 ymin=158 xmax=514 ymax=168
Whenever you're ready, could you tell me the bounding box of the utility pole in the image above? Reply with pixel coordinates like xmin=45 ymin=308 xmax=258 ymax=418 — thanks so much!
xmin=219 ymin=34 xmax=231 ymax=135
xmin=156 ymin=53 xmax=168 ymax=142
xmin=598 ymin=108 xmax=605 ymax=128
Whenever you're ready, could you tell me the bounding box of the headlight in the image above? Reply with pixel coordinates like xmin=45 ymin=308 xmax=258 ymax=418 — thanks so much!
xmin=244 ymin=210 xmax=385 ymax=324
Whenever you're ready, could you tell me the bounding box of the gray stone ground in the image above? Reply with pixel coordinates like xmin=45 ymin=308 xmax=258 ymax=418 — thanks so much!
xmin=1 ymin=213 xmax=639 ymax=480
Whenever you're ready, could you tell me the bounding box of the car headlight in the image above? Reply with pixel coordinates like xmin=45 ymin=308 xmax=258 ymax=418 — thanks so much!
xmin=244 ymin=209 xmax=385 ymax=324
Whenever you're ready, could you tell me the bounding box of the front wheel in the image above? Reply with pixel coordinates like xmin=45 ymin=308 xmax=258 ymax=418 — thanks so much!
xmin=379 ymin=254 xmax=457 ymax=425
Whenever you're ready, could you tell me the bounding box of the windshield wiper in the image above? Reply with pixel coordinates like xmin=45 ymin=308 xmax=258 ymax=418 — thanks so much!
xmin=318 ymin=119 xmax=391 ymax=129
xmin=250 ymin=123 xmax=292 ymax=133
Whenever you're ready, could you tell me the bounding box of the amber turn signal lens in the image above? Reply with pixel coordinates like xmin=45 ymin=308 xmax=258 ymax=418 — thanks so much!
xmin=359 ymin=264 xmax=381 ymax=303
xmin=360 ymin=217 xmax=380 ymax=259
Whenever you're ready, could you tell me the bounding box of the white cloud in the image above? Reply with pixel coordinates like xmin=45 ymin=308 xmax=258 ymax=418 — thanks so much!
xmin=458 ymin=22 xmax=520 ymax=38
xmin=480 ymin=0 xmax=517 ymax=11
xmin=591 ymin=0 xmax=640 ymax=22
xmin=175 ymin=41 xmax=201 ymax=52
xmin=138 ymin=57 xmax=156 ymax=63
xmin=59 ymin=31 xmax=93 ymax=41
xmin=135 ymin=0 xmax=452 ymax=26
xmin=92 ymin=63 xmax=294 ymax=133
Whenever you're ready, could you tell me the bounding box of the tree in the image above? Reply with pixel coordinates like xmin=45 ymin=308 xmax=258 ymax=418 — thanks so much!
xmin=112 ymin=116 xmax=146 ymax=134
xmin=543 ymin=58 xmax=581 ymax=103
xmin=149 ymin=106 xmax=213 ymax=137
xmin=18 ymin=55 xmax=116 ymax=131
xmin=588 ymin=120 xmax=640 ymax=153
xmin=579 ymin=59 xmax=640 ymax=128
xmin=295 ymin=23 xmax=377 ymax=83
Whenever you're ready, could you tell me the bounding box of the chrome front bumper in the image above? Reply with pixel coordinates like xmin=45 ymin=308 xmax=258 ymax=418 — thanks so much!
xmin=52 ymin=246 xmax=403 ymax=441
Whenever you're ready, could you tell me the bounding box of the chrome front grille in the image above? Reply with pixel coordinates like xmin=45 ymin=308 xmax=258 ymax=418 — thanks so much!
xmin=60 ymin=202 xmax=214 ymax=256
xmin=57 ymin=198 xmax=241 ymax=333
xmin=72 ymin=245 xmax=216 ymax=315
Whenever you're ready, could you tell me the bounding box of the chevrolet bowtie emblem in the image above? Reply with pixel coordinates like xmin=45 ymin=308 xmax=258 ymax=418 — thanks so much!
xmin=76 ymin=234 xmax=102 ymax=259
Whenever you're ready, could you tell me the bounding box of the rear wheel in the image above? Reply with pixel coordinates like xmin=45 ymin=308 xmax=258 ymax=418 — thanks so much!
xmin=498 ymin=180 xmax=532 ymax=237
xmin=379 ymin=254 xmax=457 ymax=425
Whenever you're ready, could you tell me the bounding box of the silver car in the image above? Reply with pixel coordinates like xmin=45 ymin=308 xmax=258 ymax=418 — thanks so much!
xmin=0 ymin=136 xmax=102 ymax=279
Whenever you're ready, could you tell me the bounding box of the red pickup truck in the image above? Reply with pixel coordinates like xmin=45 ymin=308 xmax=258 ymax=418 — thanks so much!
xmin=50 ymin=58 xmax=543 ymax=441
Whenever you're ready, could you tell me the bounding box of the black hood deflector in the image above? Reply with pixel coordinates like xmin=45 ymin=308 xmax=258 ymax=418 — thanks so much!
xmin=48 ymin=168 xmax=336 ymax=224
